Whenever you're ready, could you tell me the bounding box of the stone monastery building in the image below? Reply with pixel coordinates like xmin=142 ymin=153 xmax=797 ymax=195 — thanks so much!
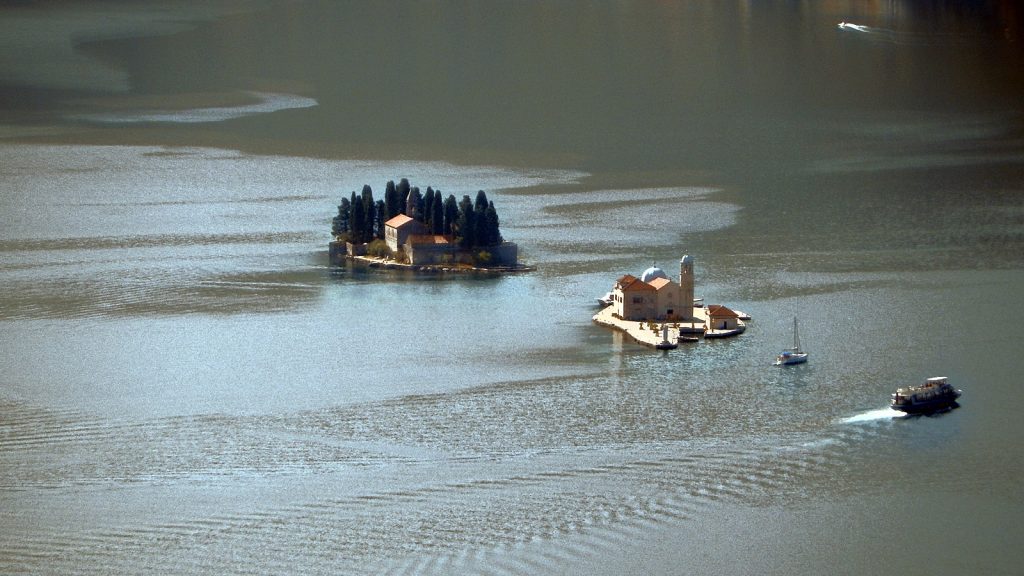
xmin=382 ymin=213 xmax=518 ymax=266
xmin=611 ymin=255 xmax=696 ymax=322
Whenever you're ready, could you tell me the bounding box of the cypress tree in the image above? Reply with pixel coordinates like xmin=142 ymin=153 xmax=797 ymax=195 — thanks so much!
xmin=350 ymin=193 xmax=365 ymax=243
xmin=443 ymin=194 xmax=458 ymax=236
xmin=432 ymin=189 xmax=445 ymax=234
xmin=423 ymin=187 xmax=436 ymax=232
xmin=361 ymin=185 xmax=375 ymax=243
xmin=475 ymin=204 xmax=491 ymax=247
xmin=484 ymin=200 xmax=502 ymax=246
xmin=456 ymin=194 xmax=476 ymax=248
xmin=473 ymin=191 xmax=490 ymax=247
xmin=384 ymin=180 xmax=399 ymax=220
xmin=332 ymin=197 xmax=351 ymax=237
xmin=374 ymin=199 xmax=386 ymax=239
xmin=397 ymin=178 xmax=411 ymax=215
xmin=474 ymin=190 xmax=488 ymax=214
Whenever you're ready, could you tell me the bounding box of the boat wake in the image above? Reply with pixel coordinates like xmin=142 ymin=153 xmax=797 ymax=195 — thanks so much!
xmin=836 ymin=21 xmax=980 ymax=47
xmin=837 ymin=21 xmax=872 ymax=33
xmin=840 ymin=407 xmax=902 ymax=424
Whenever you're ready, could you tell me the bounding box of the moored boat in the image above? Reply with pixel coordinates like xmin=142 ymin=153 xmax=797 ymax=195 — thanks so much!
xmin=891 ymin=376 xmax=961 ymax=413
xmin=775 ymin=317 xmax=808 ymax=365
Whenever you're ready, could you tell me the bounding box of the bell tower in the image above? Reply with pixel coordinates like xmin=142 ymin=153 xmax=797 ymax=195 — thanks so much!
xmin=679 ymin=255 xmax=694 ymax=320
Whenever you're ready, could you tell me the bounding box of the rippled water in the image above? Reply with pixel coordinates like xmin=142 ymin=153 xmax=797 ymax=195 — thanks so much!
xmin=2 ymin=1 xmax=1024 ymax=575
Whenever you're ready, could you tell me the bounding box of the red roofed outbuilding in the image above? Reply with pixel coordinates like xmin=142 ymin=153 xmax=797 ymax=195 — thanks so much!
xmin=384 ymin=214 xmax=428 ymax=253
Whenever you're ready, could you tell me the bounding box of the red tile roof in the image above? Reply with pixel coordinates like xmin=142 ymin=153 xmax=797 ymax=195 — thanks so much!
xmin=408 ymin=234 xmax=450 ymax=245
xmin=384 ymin=214 xmax=417 ymax=229
xmin=707 ymin=304 xmax=739 ymax=318
xmin=648 ymin=277 xmax=674 ymax=290
xmin=620 ymin=277 xmax=656 ymax=292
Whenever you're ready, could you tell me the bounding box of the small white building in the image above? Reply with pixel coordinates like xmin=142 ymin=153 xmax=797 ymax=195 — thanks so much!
xmin=706 ymin=304 xmax=741 ymax=331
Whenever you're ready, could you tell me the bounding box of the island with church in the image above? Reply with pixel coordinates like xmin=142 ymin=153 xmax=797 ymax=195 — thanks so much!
xmin=328 ymin=179 xmax=523 ymax=271
xmin=593 ymin=255 xmax=749 ymax=349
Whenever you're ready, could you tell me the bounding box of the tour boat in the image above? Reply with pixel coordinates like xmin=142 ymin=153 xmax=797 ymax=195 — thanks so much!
xmin=775 ymin=317 xmax=808 ymax=365
xmin=891 ymin=377 xmax=961 ymax=414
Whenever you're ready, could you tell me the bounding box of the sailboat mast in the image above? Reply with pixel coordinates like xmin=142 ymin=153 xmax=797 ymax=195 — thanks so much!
xmin=793 ymin=317 xmax=801 ymax=352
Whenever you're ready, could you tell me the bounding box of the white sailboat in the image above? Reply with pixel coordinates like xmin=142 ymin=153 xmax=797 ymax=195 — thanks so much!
xmin=775 ymin=317 xmax=808 ymax=366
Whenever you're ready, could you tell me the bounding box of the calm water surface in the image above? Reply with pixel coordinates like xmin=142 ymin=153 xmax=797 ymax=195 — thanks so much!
xmin=2 ymin=1 xmax=1023 ymax=574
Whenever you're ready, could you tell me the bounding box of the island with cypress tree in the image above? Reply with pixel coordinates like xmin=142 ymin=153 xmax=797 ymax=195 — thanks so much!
xmin=328 ymin=178 xmax=524 ymax=271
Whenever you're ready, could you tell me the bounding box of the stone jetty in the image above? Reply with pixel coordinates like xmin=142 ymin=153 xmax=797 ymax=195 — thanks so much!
xmin=593 ymin=304 xmax=701 ymax=349
xmin=592 ymin=304 xmax=747 ymax=349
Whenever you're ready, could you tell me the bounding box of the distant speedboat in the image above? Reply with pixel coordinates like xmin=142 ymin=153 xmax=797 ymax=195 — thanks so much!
xmin=837 ymin=21 xmax=870 ymax=32
xmin=775 ymin=317 xmax=808 ymax=366
xmin=891 ymin=377 xmax=961 ymax=414
xmin=597 ymin=291 xmax=614 ymax=306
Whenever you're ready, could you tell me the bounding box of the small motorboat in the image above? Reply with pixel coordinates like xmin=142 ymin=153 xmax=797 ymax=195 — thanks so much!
xmin=891 ymin=377 xmax=961 ymax=413
xmin=775 ymin=317 xmax=808 ymax=365
xmin=596 ymin=291 xmax=614 ymax=306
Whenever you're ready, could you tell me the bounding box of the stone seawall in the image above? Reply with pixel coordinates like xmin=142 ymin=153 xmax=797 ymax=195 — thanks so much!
xmin=329 ymin=240 xmax=527 ymax=272
xmin=328 ymin=241 xmax=347 ymax=265
xmin=592 ymin=304 xmax=744 ymax=349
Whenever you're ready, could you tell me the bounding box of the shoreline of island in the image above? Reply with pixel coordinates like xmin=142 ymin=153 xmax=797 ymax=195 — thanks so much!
xmin=329 ymin=243 xmax=536 ymax=274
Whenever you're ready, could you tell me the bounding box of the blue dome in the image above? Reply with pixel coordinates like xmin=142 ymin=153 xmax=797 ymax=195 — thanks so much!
xmin=640 ymin=266 xmax=669 ymax=283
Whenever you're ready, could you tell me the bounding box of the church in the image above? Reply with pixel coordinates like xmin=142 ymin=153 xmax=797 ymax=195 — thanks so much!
xmin=610 ymin=255 xmax=695 ymax=322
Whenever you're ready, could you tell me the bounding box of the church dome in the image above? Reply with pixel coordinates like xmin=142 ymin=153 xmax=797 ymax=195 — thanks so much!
xmin=640 ymin=265 xmax=669 ymax=283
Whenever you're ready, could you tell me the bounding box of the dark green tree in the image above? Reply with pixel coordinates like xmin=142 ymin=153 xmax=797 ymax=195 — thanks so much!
xmin=384 ymin=180 xmax=400 ymax=221
xmin=443 ymin=194 xmax=458 ymax=236
xmin=360 ymin=185 xmax=375 ymax=243
xmin=374 ymin=199 xmax=386 ymax=239
xmin=431 ymin=189 xmax=445 ymax=234
xmin=423 ymin=187 xmax=436 ymax=231
xmin=332 ymin=197 xmax=351 ymax=237
xmin=456 ymin=194 xmax=476 ymax=248
xmin=397 ymin=178 xmax=411 ymax=215
xmin=350 ymin=193 xmax=365 ymax=243
xmin=483 ymin=200 xmax=503 ymax=246
xmin=474 ymin=190 xmax=489 ymax=214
